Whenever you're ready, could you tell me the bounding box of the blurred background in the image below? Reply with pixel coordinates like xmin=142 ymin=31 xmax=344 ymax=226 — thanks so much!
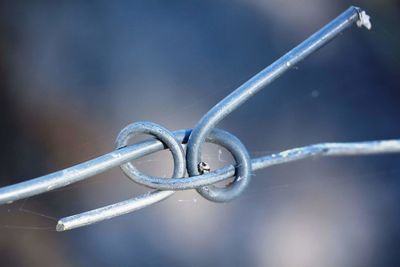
xmin=0 ymin=0 xmax=399 ymax=266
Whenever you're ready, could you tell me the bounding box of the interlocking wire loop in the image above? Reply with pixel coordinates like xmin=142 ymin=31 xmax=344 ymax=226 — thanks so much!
xmin=116 ymin=122 xmax=252 ymax=203
xmin=116 ymin=121 xmax=186 ymax=186
xmin=0 ymin=6 xmax=389 ymax=232
xmin=192 ymin=129 xmax=252 ymax=202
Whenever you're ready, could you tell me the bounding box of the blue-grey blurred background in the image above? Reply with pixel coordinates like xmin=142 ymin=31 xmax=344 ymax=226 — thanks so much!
xmin=0 ymin=1 xmax=399 ymax=266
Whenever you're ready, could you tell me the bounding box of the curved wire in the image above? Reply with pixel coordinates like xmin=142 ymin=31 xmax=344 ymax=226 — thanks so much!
xmin=116 ymin=121 xmax=186 ymax=186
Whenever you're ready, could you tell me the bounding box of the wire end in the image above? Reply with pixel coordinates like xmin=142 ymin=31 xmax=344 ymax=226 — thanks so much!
xmin=355 ymin=8 xmax=372 ymax=30
xmin=56 ymin=221 xmax=65 ymax=232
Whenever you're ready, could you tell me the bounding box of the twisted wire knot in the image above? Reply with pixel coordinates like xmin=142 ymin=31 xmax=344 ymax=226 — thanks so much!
xmin=116 ymin=121 xmax=252 ymax=203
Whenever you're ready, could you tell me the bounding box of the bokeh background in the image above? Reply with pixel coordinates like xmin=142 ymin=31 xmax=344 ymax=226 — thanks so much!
xmin=0 ymin=0 xmax=399 ymax=266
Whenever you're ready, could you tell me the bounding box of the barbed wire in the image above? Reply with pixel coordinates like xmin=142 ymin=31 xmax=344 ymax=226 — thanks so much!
xmin=0 ymin=6 xmax=393 ymax=232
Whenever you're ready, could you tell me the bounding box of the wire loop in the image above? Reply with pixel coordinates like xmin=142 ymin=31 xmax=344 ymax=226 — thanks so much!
xmin=116 ymin=121 xmax=186 ymax=185
xmin=191 ymin=129 xmax=252 ymax=202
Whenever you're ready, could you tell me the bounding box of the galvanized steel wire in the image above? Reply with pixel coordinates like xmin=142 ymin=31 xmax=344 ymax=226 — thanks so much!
xmin=0 ymin=6 xmax=394 ymax=232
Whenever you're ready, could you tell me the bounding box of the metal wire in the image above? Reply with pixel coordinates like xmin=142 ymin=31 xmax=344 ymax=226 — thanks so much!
xmin=0 ymin=6 xmax=389 ymax=232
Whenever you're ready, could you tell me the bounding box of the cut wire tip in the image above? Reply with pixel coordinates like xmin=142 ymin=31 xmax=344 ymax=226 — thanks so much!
xmin=56 ymin=222 xmax=65 ymax=232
